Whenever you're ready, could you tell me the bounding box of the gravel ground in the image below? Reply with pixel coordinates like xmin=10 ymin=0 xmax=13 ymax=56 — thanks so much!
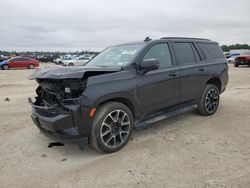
xmin=0 ymin=63 xmax=250 ymax=188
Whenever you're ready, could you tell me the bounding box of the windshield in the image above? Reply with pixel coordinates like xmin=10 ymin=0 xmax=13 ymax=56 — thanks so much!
xmin=86 ymin=43 xmax=145 ymax=67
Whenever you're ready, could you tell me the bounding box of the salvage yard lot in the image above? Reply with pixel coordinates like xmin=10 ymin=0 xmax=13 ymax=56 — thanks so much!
xmin=0 ymin=64 xmax=250 ymax=187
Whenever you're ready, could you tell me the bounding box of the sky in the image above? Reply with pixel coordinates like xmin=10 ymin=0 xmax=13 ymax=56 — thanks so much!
xmin=0 ymin=0 xmax=249 ymax=52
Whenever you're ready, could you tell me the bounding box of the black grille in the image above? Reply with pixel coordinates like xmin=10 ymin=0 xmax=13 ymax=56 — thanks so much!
xmin=42 ymin=91 xmax=60 ymax=105
xmin=34 ymin=106 xmax=60 ymax=117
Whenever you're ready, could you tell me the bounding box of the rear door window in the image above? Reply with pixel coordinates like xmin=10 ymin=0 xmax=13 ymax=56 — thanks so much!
xmin=143 ymin=43 xmax=172 ymax=68
xmin=174 ymin=43 xmax=196 ymax=65
xmin=174 ymin=42 xmax=199 ymax=65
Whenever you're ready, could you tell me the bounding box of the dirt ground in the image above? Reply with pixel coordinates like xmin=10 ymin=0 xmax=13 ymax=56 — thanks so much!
xmin=0 ymin=63 xmax=249 ymax=188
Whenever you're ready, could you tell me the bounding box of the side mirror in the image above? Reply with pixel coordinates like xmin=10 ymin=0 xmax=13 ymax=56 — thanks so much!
xmin=139 ymin=58 xmax=160 ymax=74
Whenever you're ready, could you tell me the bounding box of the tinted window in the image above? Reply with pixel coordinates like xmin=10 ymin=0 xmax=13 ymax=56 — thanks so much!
xmin=143 ymin=43 xmax=172 ymax=68
xmin=174 ymin=43 xmax=196 ymax=65
xmin=12 ymin=58 xmax=22 ymax=61
xmin=199 ymin=43 xmax=225 ymax=60
xmin=10 ymin=58 xmax=17 ymax=61
xmin=20 ymin=57 xmax=30 ymax=61
xmin=13 ymin=57 xmax=30 ymax=61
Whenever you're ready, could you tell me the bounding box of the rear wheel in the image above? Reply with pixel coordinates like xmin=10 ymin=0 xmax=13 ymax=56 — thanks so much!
xmin=68 ymin=63 xmax=74 ymax=66
xmin=234 ymin=63 xmax=239 ymax=67
xmin=28 ymin=64 xmax=34 ymax=69
xmin=2 ymin=64 xmax=9 ymax=70
xmin=197 ymin=84 xmax=220 ymax=116
xmin=90 ymin=102 xmax=133 ymax=153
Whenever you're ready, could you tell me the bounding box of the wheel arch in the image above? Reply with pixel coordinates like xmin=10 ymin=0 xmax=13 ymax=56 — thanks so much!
xmin=97 ymin=97 xmax=135 ymax=119
xmin=28 ymin=63 xmax=35 ymax=67
xmin=2 ymin=63 xmax=9 ymax=69
xmin=206 ymin=77 xmax=221 ymax=92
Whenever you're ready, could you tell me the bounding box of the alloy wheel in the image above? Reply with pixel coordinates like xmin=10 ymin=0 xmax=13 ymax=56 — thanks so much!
xmin=205 ymin=88 xmax=219 ymax=113
xmin=3 ymin=65 xmax=9 ymax=70
xmin=100 ymin=110 xmax=130 ymax=148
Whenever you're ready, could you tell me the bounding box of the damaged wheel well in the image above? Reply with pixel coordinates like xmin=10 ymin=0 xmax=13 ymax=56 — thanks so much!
xmin=98 ymin=98 xmax=135 ymax=119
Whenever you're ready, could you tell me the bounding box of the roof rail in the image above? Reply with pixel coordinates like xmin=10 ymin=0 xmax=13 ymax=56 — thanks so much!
xmin=160 ymin=37 xmax=211 ymax=41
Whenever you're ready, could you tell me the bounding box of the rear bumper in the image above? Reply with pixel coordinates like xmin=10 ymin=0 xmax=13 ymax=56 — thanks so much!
xmin=29 ymin=97 xmax=92 ymax=142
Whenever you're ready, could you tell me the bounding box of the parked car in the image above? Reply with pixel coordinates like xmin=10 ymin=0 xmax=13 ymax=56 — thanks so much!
xmin=82 ymin=54 xmax=95 ymax=59
xmin=227 ymin=53 xmax=240 ymax=63
xmin=28 ymin=37 xmax=228 ymax=153
xmin=37 ymin=54 xmax=60 ymax=62
xmin=62 ymin=56 xmax=91 ymax=66
xmin=1 ymin=57 xmax=39 ymax=70
xmin=234 ymin=55 xmax=250 ymax=67
xmin=226 ymin=50 xmax=250 ymax=64
xmin=53 ymin=57 xmax=63 ymax=64
xmin=55 ymin=55 xmax=73 ymax=65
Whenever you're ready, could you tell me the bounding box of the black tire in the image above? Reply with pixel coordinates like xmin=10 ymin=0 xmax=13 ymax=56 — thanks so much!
xmin=197 ymin=84 xmax=220 ymax=116
xmin=68 ymin=63 xmax=74 ymax=66
xmin=234 ymin=63 xmax=239 ymax=67
xmin=2 ymin=64 xmax=9 ymax=70
xmin=90 ymin=102 xmax=134 ymax=153
xmin=28 ymin=64 xmax=34 ymax=69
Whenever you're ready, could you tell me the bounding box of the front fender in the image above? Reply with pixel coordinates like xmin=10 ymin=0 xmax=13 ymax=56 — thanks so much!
xmin=81 ymin=70 xmax=136 ymax=108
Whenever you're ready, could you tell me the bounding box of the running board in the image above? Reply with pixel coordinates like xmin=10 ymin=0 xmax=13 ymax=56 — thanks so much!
xmin=135 ymin=104 xmax=197 ymax=129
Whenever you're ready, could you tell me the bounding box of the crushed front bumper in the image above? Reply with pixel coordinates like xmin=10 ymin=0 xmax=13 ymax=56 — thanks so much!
xmin=29 ymin=97 xmax=92 ymax=142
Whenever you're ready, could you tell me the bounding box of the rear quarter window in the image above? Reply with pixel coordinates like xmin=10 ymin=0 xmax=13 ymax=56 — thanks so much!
xmin=199 ymin=43 xmax=225 ymax=60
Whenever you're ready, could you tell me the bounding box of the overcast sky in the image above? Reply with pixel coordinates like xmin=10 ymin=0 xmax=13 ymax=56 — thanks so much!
xmin=0 ymin=0 xmax=249 ymax=51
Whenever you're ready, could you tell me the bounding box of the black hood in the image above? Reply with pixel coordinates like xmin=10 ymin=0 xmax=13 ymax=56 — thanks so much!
xmin=28 ymin=66 xmax=121 ymax=80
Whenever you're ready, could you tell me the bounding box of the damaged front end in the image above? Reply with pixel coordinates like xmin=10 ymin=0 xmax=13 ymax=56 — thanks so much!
xmin=28 ymin=78 xmax=88 ymax=141
xmin=29 ymin=78 xmax=86 ymax=112
xmin=28 ymin=67 xmax=121 ymax=141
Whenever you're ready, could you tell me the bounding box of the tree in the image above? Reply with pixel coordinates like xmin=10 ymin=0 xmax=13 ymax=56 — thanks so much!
xmin=221 ymin=44 xmax=250 ymax=52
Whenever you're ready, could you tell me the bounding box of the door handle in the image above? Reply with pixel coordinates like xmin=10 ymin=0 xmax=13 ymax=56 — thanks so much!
xmin=169 ymin=72 xmax=178 ymax=77
xmin=198 ymin=68 xmax=205 ymax=72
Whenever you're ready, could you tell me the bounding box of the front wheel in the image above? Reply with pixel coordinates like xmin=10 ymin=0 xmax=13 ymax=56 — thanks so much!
xmin=234 ymin=63 xmax=239 ymax=67
xmin=90 ymin=102 xmax=134 ymax=153
xmin=28 ymin=64 xmax=34 ymax=69
xmin=197 ymin=84 xmax=220 ymax=116
xmin=2 ymin=64 xmax=9 ymax=70
xmin=68 ymin=63 xmax=74 ymax=66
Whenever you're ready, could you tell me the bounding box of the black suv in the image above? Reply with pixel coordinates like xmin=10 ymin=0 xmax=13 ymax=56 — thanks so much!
xmin=29 ymin=37 xmax=228 ymax=153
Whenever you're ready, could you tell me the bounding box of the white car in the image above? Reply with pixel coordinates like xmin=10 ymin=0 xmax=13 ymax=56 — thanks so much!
xmin=53 ymin=58 xmax=63 ymax=64
xmin=227 ymin=56 xmax=237 ymax=64
xmin=62 ymin=57 xmax=91 ymax=66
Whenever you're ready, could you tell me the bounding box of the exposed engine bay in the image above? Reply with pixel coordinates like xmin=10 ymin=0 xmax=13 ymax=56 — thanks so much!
xmin=35 ymin=79 xmax=86 ymax=106
xmin=28 ymin=66 xmax=121 ymax=108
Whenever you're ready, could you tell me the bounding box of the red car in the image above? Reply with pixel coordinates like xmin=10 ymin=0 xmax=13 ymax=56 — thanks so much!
xmin=234 ymin=55 xmax=250 ymax=67
xmin=1 ymin=57 xmax=39 ymax=70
